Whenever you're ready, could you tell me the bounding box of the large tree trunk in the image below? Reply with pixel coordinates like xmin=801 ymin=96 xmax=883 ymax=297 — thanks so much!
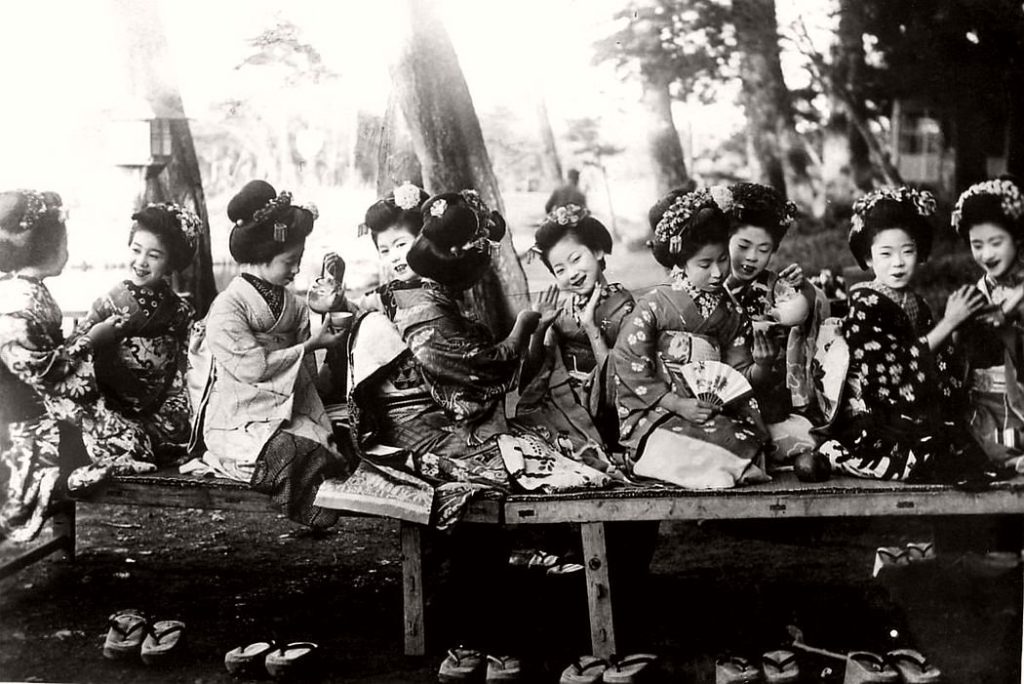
xmin=535 ymin=92 xmax=563 ymax=186
xmin=641 ymin=70 xmax=690 ymax=196
xmin=111 ymin=0 xmax=216 ymax=316
xmin=376 ymin=92 xmax=423 ymax=197
xmin=389 ymin=0 xmax=529 ymax=335
xmin=733 ymin=0 xmax=814 ymax=209
xmin=823 ymin=0 xmax=872 ymax=206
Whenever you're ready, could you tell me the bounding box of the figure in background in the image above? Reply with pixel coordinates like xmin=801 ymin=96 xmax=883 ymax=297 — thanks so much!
xmin=73 ymin=203 xmax=199 ymax=461
xmin=187 ymin=180 xmax=353 ymax=529
xmin=0 ymin=190 xmax=155 ymax=542
xmin=952 ymin=176 xmax=1024 ymax=471
xmin=613 ymin=188 xmax=771 ymax=489
xmin=544 ymin=168 xmax=586 ymax=214
xmin=816 ymin=186 xmax=989 ymax=481
xmin=720 ymin=182 xmax=828 ymax=464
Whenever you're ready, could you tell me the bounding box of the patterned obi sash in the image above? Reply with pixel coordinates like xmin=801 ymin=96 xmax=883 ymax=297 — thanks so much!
xmin=970 ymin=365 xmax=1008 ymax=394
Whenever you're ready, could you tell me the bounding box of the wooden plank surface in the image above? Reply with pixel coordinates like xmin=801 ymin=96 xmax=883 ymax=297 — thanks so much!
xmin=400 ymin=523 xmax=426 ymax=656
xmin=504 ymin=474 xmax=1024 ymax=524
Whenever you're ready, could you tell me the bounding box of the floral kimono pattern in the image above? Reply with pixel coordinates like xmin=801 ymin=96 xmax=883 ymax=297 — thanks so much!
xmin=517 ymin=282 xmax=634 ymax=472
xmin=730 ymin=270 xmax=829 ymax=461
xmin=74 ymin=280 xmax=193 ymax=454
xmin=960 ymin=269 xmax=1024 ymax=467
xmin=817 ymin=281 xmax=985 ymax=481
xmin=187 ymin=275 xmax=353 ymax=528
xmin=0 ymin=275 xmax=154 ymax=542
xmin=612 ymin=276 xmax=769 ymax=489
xmin=340 ymin=281 xmax=611 ymax=525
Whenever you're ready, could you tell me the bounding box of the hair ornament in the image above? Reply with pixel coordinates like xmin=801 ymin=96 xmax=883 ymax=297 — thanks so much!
xmin=709 ymin=185 xmax=734 ymax=213
xmin=430 ymin=199 xmax=448 ymax=218
xmin=8 ymin=190 xmax=62 ymax=234
xmin=393 ymin=181 xmax=423 ymax=211
xmin=145 ymin=202 xmax=202 ymax=252
xmin=239 ymin=190 xmax=293 ymax=228
xmin=951 ymin=178 xmax=1024 ymax=232
xmin=851 ymin=186 xmax=936 ymax=237
xmin=654 ymin=188 xmax=718 ymax=248
xmin=545 ymin=203 xmax=590 ymax=227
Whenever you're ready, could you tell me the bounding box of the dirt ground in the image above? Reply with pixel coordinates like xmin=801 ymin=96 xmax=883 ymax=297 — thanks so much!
xmin=0 ymin=505 xmax=1021 ymax=683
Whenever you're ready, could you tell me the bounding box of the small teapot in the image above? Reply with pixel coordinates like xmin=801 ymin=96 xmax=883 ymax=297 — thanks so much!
xmin=307 ymin=275 xmax=347 ymax=314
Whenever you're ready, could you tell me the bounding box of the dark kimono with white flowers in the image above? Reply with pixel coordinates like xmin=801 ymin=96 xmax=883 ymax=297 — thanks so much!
xmin=817 ymin=281 xmax=985 ymax=480
xmin=612 ymin=275 xmax=769 ymax=488
xmin=0 ymin=275 xmax=155 ymax=542
xmin=74 ymin=280 xmax=193 ymax=455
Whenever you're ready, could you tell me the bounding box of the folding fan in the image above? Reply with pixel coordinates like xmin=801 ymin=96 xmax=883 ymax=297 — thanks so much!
xmin=678 ymin=360 xmax=753 ymax=408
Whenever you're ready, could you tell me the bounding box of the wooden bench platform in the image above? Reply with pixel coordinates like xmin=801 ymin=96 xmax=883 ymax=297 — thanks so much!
xmin=4 ymin=471 xmax=1024 ymax=679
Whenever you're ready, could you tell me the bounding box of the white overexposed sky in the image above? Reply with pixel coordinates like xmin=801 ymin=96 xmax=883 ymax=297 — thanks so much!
xmin=0 ymin=0 xmax=833 ymax=293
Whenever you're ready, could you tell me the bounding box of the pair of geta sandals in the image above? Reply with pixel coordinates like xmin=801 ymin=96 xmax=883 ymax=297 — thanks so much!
xmin=438 ymin=648 xmax=521 ymax=682
xmin=224 ymin=640 xmax=321 ymax=680
xmin=559 ymin=653 xmax=659 ymax=683
xmin=103 ymin=609 xmax=186 ymax=664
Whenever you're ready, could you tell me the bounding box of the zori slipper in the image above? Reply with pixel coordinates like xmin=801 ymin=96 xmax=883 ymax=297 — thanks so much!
xmin=102 ymin=609 xmax=148 ymax=660
xmin=603 ymin=653 xmax=659 ymax=683
xmin=560 ymin=655 xmax=609 ymax=684
xmin=885 ymin=649 xmax=941 ymax=683
xmin=264 ymin=641 xmax=320 ymax=680
xmin=438 ymin=647 xmax=485 ymax=682
xmin=843 ymin=652 xmax=899 ymax=684
xmin=225 ymin=641 xmax=275 ymax=678
xmin=486 ymin=654 xmax=522 ymax=682
xmin=716 ymin=655 xmax=762 ymax=683
xmin=140 ymin=619 xmax=186 ymax=665
xmin=761 ymin=649 xmax=800 ymax=683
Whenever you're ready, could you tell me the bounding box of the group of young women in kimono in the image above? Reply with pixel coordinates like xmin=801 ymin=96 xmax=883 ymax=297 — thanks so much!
xmin=3 ymin=173 xmax=1024 ymax=546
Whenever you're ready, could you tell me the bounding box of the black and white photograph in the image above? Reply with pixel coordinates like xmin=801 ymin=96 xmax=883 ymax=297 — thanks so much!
xmin=1 ymin=0 xmax=1023 ymax=681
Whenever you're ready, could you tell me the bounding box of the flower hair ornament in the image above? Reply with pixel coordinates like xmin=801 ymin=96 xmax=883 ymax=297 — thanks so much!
xmin=850 ymin=186 xmax=936 ymax=237
xmin=654 ymin=188 xmax=719 ymax=254
xmin=546 ymin=203 xmax=590 ymax=227
xmin=393 ymin=181 xmax=423 ymax=211
xmin=146 ymin=202 xmax=202 ymax=252
xmin=6 ymin=190 xmax=65 ymax=234
xmin=951 ymin=178 xmax=1024 ymax=234
xmin=237 ymin=190 xmax=318 ymax=242
xmin=713 ymin=183 xmax=798 ymax=230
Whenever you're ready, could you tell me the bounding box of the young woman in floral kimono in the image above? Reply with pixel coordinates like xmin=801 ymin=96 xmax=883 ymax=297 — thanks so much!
xmin=612 ymin=188 xmax=771 ymax=489
xmin=951 ymin=177 xmax=1024 ymax=470
xmin=188 ymin=180 xmax=353 ymax=528
xmin=816 ymin=186 xmax=989 ymax=481
xmin=0 ymin=190 xmax=154 ymax=541
xmin=720 ymin=182 xmax=828 ymax=463
xmin=73 ymin=203 xmax=199 ymax=460
xmin=518 ymin=204 xmax=634 ymax=463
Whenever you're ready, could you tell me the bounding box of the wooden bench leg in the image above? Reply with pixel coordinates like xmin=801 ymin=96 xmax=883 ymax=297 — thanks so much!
xmin=51 ymin=500 xmax=76 ymax=561
xmin=581 ymin=521 xmax=616 ymax=659
xmin=400 ymin=521 xmax=426 ymax=656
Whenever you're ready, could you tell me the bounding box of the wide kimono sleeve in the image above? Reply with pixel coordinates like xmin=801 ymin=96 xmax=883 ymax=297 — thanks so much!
xmin=720 ymin=308 xmax=756 ymax=378
xmin=204 ymin=292 xmax=306 ymax=386
xmin=0 ymin=282 xmax=98 ymax=418
xmin=599 ymin=288 xmax=636 ymax=347
xmin=612 ymin=291 xmax=672 ymax=421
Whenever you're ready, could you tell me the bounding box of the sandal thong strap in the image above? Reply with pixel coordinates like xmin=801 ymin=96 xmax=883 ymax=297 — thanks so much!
xmin=487 ymin=654 xmax=517 ymax=668
xmin=149 ymin=623 xmax=185 ymax=644
xmin=887 ymin=652 xmax=932 ymax=672
xmin=762 ymin=652 xmax=798 ymax=671
xmin=574 ymin=657 xmax=609 ymax=674
xmin=448 ymin=647 xmax=483 ymax=665
xmin=613 ymin=653 xmax=658 ymax=670
xmin=107 ymin=613 xmax=147 ymax=639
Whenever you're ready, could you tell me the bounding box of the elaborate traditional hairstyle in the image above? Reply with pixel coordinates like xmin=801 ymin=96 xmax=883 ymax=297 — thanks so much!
xmin=648 ymin=188 xmax=729 ymax=269
xmin=130 ymin=203 xmax=202 ymax=272
xmin=951 ymin=175 xmax=1024 ymax=241
xmin=532 ymin=204 xmax=613 ymax=271
xmin=848 ymin=186 xmax=936 ymax=270
xmin=0 ymin=189 xmax=67 ymax=272
xmin=227 ymin=180 xmax=317 ymax=264
xmin=361 ymin=181 xmax=430 ymax=245
xmin=715 ymin=182 xmax=798 ymax=247
xmin=406 ymin=189 xmax=506 ymax=290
